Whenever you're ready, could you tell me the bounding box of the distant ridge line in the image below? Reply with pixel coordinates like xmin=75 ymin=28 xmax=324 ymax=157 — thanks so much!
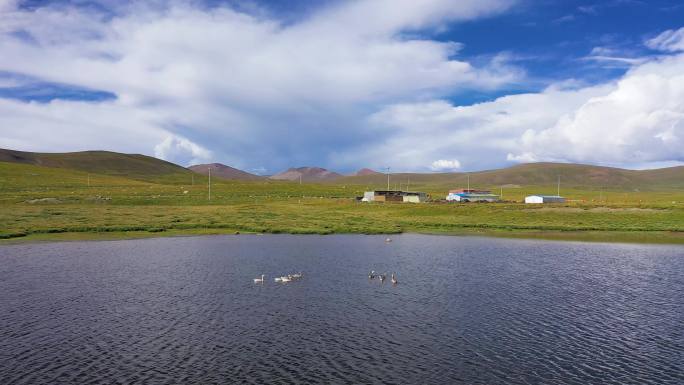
xmin=1 ymin=148 xmax=682 ymax=188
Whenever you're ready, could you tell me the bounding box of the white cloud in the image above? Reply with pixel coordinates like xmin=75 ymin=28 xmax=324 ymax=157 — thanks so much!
xmin=0 ymin=0 xmax=18 ymax=12
xmin=2 ymin=1 xmax=683 ymax=173
xmin=646 ymin=27 xmax=684 ymax=52
xmin=335 ymin=83 xmax=610 ymax=171
xmin=0 ymin=97 xmax=165 ymax=154
xmin=431 ymin=159 xmax=461 ymax=171
xmin=582 ymin=55 xmax=648 ymax=66
xmin=508 ymin=53 xmax=684 ymax=167
xmin=0 ymin=0 xmax=520 ymax=172
xmin=154 ymin=135 xmax=212 ymax=166
xmin=338 ymin=49 xmax=684 ymax=171
xmin=506 ymin=152 xmax=538 ymax=163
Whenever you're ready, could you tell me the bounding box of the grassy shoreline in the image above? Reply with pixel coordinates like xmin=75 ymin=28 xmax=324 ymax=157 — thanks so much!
xmin=2 ymin=226 xmax=683 ymax=245
xmin=2 ymin=161 xmax=683 ymax=246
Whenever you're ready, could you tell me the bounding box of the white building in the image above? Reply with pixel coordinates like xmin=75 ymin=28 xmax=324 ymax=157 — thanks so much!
xmin=446 ymin=189 xmax=499 ymax=202
xmin=525 ymin=195 xmax=566 ymax=204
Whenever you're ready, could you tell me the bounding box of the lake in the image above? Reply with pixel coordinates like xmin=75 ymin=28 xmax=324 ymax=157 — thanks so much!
xmin=1 ymin=234 xmax=682 ymax=384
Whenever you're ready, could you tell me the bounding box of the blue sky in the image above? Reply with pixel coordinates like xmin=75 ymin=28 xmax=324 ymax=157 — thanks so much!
xmin=1 ymin=0 xmax=684 ymax=173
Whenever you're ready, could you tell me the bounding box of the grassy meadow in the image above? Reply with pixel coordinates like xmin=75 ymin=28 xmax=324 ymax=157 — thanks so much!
xmin=1 ymin=161 xmax=683 ymax=244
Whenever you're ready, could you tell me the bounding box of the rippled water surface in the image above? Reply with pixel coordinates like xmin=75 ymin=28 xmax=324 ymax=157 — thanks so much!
xmin=1 ymin=234 xmax=683 ymax=384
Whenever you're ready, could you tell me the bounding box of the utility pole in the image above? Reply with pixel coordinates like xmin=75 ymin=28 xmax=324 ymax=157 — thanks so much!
xmin=407 ymin=177 xmax=410 ymax=192
xmin=500 ymin=186 xmax=503 ymax=200
xmin=386 ymin=167 xmax=390 ymax=190
xmin=192 ymin=174 xmax=194 ymax=186
xmin=557 ymin=175 xmax=560 ymax=196
xmin=467 ymin=173 xmax=470 ymax=191
xmin=87 ymin=174 xmax=90 ymax=187
xmin=208 ymin=167 xmax=212 ymax=200
xmin=299 ymin=174 xmax=302 ymax=185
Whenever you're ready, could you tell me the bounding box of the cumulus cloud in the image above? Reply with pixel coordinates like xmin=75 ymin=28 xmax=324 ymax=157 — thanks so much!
xmin=0 ymin=0 xmax=520 ymax=172
xmin=2 ymin=1 xmax=683 ymax=173
xmin=646 ymin=27 xmax=684 ymax=52
xmin=430 ymin=159 xmax=461 ymax=171
xmin=0 ymin=97 xmax=166 ymax=154
xmin=336 ymin=82 xmax=610 ymax=171
xmin=154 ymin=135 xmax=211 ymax=166
xmin=331 ymin=35 xmax=684 ymax=171
xmin=508 ymin=53 xmax=684 ymax=167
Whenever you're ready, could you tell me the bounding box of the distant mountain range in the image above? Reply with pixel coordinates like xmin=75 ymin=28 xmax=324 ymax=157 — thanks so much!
xmin=269 ymin=167 xmax=343 ymax=182
xmin=189 ymin=163 xmax=264 ymax=181
xmin=2 ymin=148 xmax=683 ymax=189
xmin=335 ymin=162 xmax=684 ymax=190
xmin=355 ymin=168 xmax=381 ymax=176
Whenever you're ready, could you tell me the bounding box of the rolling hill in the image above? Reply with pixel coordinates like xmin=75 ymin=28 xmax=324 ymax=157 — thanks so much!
xmin=0 ymin=148 xmax=197 ymax=183
xmin=1 ymin=147 xmax=682 ymax=191
xmin=355 ymin=168 xmax=381 ymax=176
xmin=189 ymin=163 xmax=264 ymax=181
xmin=334 ymin=162 xmax=684 ymax=191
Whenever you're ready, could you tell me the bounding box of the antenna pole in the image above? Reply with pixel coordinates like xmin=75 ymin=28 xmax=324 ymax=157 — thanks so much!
xmin=208 ymin=167 xmax=212 ymax=200
xmin=386 ymin=167 xmax=390 ymax=190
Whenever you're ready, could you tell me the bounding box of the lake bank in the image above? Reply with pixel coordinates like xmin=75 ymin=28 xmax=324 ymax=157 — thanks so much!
xmin=2 ymin=199 xmax=683 ymax=245
xmin=2 ymin=226 xmax=684 ymax=245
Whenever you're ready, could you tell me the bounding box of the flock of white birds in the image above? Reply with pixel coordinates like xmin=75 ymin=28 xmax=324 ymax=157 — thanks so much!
xmin=253 ymin=238 xmax=398 ymax=285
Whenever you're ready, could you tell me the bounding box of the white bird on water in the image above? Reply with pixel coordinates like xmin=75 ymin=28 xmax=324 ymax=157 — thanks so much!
xmin=254 ymin=274 xmax=265 ymax=284
xmin=391 ymin=272 xmax=398 ymax=285
xmin=275 ymin=275 xmax=291 ymax=283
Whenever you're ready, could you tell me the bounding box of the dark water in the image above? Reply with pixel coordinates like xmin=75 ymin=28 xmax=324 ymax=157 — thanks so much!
xmin=1 ymin=235 xmax=683 ymax=384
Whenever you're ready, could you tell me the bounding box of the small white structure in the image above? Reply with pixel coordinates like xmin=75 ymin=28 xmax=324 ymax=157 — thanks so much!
xmin=525 ymin=195 xmax=566 ymax=204
xmin=403 ymin=194 xmax=425 ymax=203
xmin=446 ymin=189 xmax=499 ymax=202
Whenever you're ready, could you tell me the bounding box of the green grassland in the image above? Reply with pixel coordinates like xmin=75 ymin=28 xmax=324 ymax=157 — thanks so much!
xmin=1 ymin=161 xmax=684 ymax=244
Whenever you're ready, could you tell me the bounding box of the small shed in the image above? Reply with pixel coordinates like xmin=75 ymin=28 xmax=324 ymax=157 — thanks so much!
xmin=362 ymin=190 xmax=427 ymax=203
xmin=525 ymin=195 xmax=566 ymax=204
xmin=402 ymin=192 xmax=427 ymax=203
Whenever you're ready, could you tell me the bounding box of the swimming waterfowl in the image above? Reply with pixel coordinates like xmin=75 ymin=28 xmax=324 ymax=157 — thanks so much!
xmin=369 ymin=270 xmax=376 ymax=279
xmin=385 ymin=238 xmax=392 ymax=243
xmin=379 ymin=273 xmax=386 ymax=283
xmin=254 ymin=274 xmax=265 ymax=284
xmin=391 ymin=273 xmax=398 ymax=284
